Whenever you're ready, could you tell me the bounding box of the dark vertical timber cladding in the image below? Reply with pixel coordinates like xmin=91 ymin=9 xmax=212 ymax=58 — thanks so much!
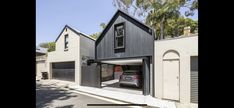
xmin=80 ymin=35 xmax=95 ymax=59
xmin=143 ymin=57 xmax=150 ymax=95
xmin=95 ymin=11 xmax=154 ymax=95
xmin=81 ymin=64 xmax=101 ymax=88
xmin=80 ymin=35 xmax=95 ymax=66
xmin=96 ymin=15 xmax=153 ymax=59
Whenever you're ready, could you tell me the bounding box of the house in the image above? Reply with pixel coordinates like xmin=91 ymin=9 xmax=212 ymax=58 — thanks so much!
xmin=154 ymin=32 xmax=198 ymax=108
xmin=83 ymin=10 xmax=198 ymax=108
xmin=89 ymin=9 xmax=155 ymax=96
xmin=36 ymin=47 xmax=48 ymax=79
xmin=41 ymin=10 xmax=198 ymax=108
xmin=47 ymin=25 xmax=95 ymax=84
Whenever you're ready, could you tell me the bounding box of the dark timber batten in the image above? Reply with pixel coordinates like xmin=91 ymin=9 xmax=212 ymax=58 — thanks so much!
xmin=96 ymin=10 xmax=154 ymax=60
xmin=94 ymin=10 xmax=154 ymax=95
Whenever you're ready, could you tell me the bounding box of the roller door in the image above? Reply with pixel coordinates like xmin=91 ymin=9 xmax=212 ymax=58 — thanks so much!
xmin=52 ymin=61 xmax=75 ymax=82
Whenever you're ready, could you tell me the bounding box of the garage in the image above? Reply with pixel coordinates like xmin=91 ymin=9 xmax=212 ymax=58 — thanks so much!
xmin=99 ymin=58 xmax=150 ymax=95
xmin=52 ymin=61 xmax=75 ymax=82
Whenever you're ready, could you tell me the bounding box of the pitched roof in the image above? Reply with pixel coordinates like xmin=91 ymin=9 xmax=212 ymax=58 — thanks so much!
xmin=96 ymin=9 xmax=154 ymax=44
xmin=36 ymin=47 xmax=47 ymax=54
xmin=55 ymin=25 xmax=95 ymax=42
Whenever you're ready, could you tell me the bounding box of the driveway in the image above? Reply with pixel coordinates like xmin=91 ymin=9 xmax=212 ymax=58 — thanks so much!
xmin=102 ymin=79 xmax=142 ymax=95
xmin=36 ymin=80 xmax=144 ymax=108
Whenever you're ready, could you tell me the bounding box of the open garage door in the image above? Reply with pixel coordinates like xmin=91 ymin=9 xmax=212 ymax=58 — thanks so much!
xmin=52 ymin=61 xmax=75 ymax=82
xmin=100 ymin=57 xmax=150 ymax=95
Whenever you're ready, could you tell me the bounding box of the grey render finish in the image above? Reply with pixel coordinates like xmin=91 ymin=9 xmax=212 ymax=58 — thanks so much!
xmin=55 ymin=25 xmax=96 ymax=42
xmin=80 ymin=34 xmax=95 ymax=65
xmin=54 ymin=25 xmax=95 ymax=65
xmin=95 ymin=10 xmax=155 ymax=60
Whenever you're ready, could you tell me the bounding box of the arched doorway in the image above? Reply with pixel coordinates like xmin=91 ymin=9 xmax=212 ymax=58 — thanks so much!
xmin=162 ymin=50 xmax=180 ymax=101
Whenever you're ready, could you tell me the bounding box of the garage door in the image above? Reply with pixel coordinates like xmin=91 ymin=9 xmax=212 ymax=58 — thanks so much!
xmin=191 ymin=56 xmax=198 ymax=103
xmin=52 ymin=61 xmax=75 ymax=82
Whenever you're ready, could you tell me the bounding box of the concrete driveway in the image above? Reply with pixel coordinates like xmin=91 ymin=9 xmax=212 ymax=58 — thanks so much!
xmin=36 ymin=80 xmax=145 ymax=108
xmin=102 ymin=79 xmax=142 ymax=95
xmin=36 ymin=80 xmax=146 ymax=108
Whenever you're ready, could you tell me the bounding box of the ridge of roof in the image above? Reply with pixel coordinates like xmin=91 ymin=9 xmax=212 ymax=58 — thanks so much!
xmin=95 ymin=9 xmax=154 ymax=44
xmin=55 ymin=25 xmax=95 ymax=42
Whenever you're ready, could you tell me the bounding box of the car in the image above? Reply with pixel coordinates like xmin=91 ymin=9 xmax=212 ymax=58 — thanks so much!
xmin=119 ymin=70 xmax=142 ymax=88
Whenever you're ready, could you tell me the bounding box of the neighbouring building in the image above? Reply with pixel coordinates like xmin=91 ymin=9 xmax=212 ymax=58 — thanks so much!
xmin=47 ymin=25 xmax=95 ymax=84
xmin=36 ymin=47 xmax=47 ymax=79
xmin=154 ymin=32 xmax=198 ymax=108
xmin=39 ymin=10 xmax=198 ymax=108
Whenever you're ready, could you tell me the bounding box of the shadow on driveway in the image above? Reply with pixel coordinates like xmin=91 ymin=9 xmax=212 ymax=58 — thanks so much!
xmin=36 ymin=83 xmax=77 ymax=108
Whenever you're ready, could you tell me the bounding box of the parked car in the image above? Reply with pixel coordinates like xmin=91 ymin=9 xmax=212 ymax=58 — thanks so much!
xmin=119 ymin=70 xmax=142 ymax=88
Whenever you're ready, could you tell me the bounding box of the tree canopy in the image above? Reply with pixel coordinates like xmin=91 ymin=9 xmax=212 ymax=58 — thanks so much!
xmin=90 ymin=23 xmax=106 ymax=40
xmin=113 ymin=0 xmax=198 ymax=39
xmin=39 ymin=42 xmax=55 ymax=52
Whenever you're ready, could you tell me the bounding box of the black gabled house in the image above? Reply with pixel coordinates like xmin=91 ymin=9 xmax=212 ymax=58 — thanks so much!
xmin=96 ymin=10 xmax=155 ymax=96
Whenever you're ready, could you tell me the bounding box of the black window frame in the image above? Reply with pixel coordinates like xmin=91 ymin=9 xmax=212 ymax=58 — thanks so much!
xmin=64 ymin=34 xmax=69 ymax=51
xmin=114 ymin=22 xmax=125 ymax=50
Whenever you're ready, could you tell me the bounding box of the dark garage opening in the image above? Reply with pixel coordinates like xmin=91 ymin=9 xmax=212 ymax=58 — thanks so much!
xmin=52 ymin=61 xmax=75 ymax=82
xmin=100 ymin=59 xmax=144 ymax=95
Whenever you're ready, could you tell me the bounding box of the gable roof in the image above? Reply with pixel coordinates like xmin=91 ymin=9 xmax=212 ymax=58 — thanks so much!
xmin=55 ymin=25 xmax=95 ymax=42
xmin=36 ymin=47 xmax=47 ymax=54
xmin=96 ymin=9 xmax=154 ymax=45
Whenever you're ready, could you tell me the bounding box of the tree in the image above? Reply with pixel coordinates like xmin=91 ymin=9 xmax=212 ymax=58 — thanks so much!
xmin=165 ymin=17 xmax=198 ymax=37
xmin=90 ymin=23 xmax=106 ymax=39
xmin=90 ymin=32 xmax=100 ymax=40
xmin=145 ymin=0 xmax=181 ymax=39
xmin=39 ymin=42 xmax=55 ymax=52
xmin=184 ymin=0 xmax=198 ymax=16
xmin=112 ymin=0 xmax=198 ymax=39
xmin=100 ymin=23 xmax=107 ymax=29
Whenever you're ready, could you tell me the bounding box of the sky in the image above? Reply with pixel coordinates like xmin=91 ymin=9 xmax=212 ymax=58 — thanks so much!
xmin=36 ymin=0 xmax=198 ymax=46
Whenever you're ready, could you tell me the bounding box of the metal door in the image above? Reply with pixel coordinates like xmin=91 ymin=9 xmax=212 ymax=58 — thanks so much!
xmin=52 ymin=61 xmax=75 ymax=82
xmin=81 ymin=64 xmax=101 ymax=88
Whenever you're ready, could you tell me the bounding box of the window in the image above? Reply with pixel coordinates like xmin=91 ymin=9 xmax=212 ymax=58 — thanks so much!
xmin=114 ymin=23 xmax=125 ymax=49
xmin=64 ymin=34 xmax=68 ymax=51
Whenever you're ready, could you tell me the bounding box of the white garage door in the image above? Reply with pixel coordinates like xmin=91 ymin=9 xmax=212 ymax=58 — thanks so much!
xmin=163 ymin=59 xmax=180 ymax=101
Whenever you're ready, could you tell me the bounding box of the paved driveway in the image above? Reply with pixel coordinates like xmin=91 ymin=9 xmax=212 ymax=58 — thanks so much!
xmin=36 ymin=80 xmax=144 ymax=108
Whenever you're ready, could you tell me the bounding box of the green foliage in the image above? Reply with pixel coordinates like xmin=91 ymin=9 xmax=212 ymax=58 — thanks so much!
xmin=146 ymin=0 xmax=181 ymax=39
xmin=185 ymin=0 xmax=198 ymax=16
xmin=89 ymin=23 xmax=106 ymax=40
xmin=100 ymin=23 xmax=107 ymax=29
xmin=112 ymin=0 xmax=198 ymax=39
xmin=90 ymin=32 xmax=100 ymax=40
xmin=39 ymin=42 xmax=55 ymax=52
xmin=165 ymin=17 xmax=198 ymax=37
